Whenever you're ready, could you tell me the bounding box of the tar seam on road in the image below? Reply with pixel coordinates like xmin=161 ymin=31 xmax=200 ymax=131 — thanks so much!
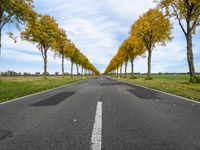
xmin=0 ymin=78 xmax=92 ymax=106
xmin=31 ymin=92 xmax=75 ymax=106
xmin=111 ymin=77 xmax=200 ymax=104
xmin=91 ymin=102 xmax=102 ymax=150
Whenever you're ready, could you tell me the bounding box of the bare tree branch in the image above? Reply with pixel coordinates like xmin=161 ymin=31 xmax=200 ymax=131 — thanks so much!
xmin=171 ymin=4 xmax=187 ymax=36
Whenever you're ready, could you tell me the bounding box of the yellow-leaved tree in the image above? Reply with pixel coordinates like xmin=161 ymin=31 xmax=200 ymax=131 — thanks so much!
xmin=125 ymin=37 xmax=145 ymax=77
xmin=51 ymin=28 xmax=71 ymax=76
xmin=0 ymin=0 xmax=36 ymax=54
xmin=21 ymin=14 xmax=59 ymax=77
xmin=155 ymin=0 xmax=200 ymax=82
xmin=131 ymin=8 xmax=172 ymax=79
xmin=118 ymin=41 xmax=129 ymax=78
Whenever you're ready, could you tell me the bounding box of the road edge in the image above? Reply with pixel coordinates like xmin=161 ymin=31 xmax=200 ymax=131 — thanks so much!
xmin=0 ymin=77 xmax=93 ymax=105
xmin=108 ymin=76 xmax=200 ymax=104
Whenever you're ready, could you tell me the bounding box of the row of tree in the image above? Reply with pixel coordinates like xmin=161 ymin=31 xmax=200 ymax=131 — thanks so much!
xmin=0 ymin=0 xmax=99 ymax=76
xmin=104 ymin=8 xmax=172 ymax=79
xmin=104 ymin=0 xmax=200 ymax=82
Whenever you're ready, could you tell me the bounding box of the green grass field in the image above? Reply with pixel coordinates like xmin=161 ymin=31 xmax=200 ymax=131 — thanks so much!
xmin=1 ymin=75 xmax=200 ymax=103
xmin=113 ymin=74 xmax=200 ymax=101
xmin=0 ymin=76 xmax=88 ymax=102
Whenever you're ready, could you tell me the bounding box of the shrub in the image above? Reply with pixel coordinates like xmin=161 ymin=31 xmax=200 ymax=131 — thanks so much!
xmin=145 ymin=77 xmax=153 ymax=80
xmin=130 ymin=76 xmax=137 ymax=79
xmin=192 ymin=76 xmax=200 ymax=83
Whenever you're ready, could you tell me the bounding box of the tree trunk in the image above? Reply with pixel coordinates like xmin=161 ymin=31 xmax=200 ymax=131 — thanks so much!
xmin=81 ymin=66 xmax=83 ymax=75
xmin=43 ymin=51 xmax=47 ymax=78
xmin=76 ymin=64 xmax=79 ymax=75
xmin=117 ymin=68 xmax=119 ymax=78
xmin=0 ymin=29 xmax=2 ymax=56
xmin=130 ymin=59 xmax=134 ymax=77
xmin=82 ymin=67 xmax=84 ymax=78
xmin=186 ymin=32 xmax=196 ymax=82
xmin=0 ymin=6 xmax=3 ymax=56
xmin=71 ymin=61 xmax=73 ymax=78
xmin=147 ymin=50 xmax=152 ymax=79
xmin=120 ymin=65 xmax=122 ymax=78
xmin=62 ymin=55 xmax=64 ymax=76
xmin=125 ymin=61 xmax=127 ymax=78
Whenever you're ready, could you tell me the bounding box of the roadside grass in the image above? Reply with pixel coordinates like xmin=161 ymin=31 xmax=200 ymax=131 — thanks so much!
xmin=0 ymin=76 xmax=89 ymax=102
xmin=112 ymin=74 xmax=200 ymax=102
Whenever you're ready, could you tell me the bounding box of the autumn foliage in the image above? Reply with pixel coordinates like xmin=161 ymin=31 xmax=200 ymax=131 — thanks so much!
xmin=156 ymin=0 xmax=200 ymax=82
xmin=104 ymin=8 xmax=172 ymax=79
xmin=0 ymin=0 xmax=99 ymax=76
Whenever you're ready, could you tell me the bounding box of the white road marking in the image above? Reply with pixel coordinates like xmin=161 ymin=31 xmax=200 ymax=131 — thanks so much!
xmin=91 ymin=102 xmax=102 ymax=150
xmin=100 ymin=77 xmax=103 ymax=84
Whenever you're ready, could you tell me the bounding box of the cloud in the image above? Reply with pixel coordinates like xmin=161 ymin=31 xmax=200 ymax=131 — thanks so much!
xmin=106 ymin=0 xmax=155 ymax=19
xmin=60 ymin=17 xmax=119 ymax=65
xmin=0 ymin=0 xmax=199 ymax=73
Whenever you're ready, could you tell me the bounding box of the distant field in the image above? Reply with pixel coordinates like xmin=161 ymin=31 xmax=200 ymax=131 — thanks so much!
xmin=0 ymin=76 xmax=88 ymax=102
xmin=112 ymin=74 xmax=200 ymax=101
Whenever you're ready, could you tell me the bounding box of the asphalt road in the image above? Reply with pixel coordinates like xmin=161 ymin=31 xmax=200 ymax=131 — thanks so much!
xmin=0 ymin=76 xmax=200 ymax=150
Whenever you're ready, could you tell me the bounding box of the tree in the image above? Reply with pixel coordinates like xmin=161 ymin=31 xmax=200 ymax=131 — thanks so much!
xmin=73 ymin=52 xmax=82 ymax=75
xmin=0 ymin=0 xmax=35 ymax=54
xmin=118 ymin=41 xmax=129 ymax=78
xmin=104 ymin=36 xmax=144 ymax=77
xmin=155 ymin=0 xmax=200 ymax=82
xmin=51 ymin=28 xmax=71 ymax=76
xmin=64 ymin=42 xmax=99 ymax=77
xmin=80 ymin=57 xmax=87 ymax=76
xmin=66 ymin=43 xmax=82 ymax=77
xmin=131 ymin=8 xmax=172 ymax=79
xmin=67 ymin=43 xmax=77 ymax=77
xmin=104 ymin=49 xmax=124 ymax=76
xmin=123 ymin=37 xmax=145 ymax=77
xmin=78 ymin=55 xmax=84 ymax=75
xmin=115 ymin=54 xmax=123 ymax=78
xmin=21 ymin=14 xmax=59 ymax=77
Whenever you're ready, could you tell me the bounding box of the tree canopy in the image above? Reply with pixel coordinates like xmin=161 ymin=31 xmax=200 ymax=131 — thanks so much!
xmin=105 ymin=8 xmax=172 ymax=79
xmin=156 ymin=0 xmax=200 ymax=82
xmin=0 ymin=0 xmax=36 ymax=54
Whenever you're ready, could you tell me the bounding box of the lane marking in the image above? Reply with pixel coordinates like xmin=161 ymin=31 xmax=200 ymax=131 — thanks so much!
xmin=100 ymin=77 xmax=103 ymax=84
xmin=100 ymin=77 xmax=104 ymax=85
xmin=91 ymin=102 xmax=102 ymax=150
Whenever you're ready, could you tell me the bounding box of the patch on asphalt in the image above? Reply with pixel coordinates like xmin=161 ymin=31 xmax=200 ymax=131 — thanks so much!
xmin=127 ymin=89 xmax=161 ymax=100
xmin=0 ymin=129 xmax=12 ymax=141
xmin=31 ymin=92 xmax=76 ymax=106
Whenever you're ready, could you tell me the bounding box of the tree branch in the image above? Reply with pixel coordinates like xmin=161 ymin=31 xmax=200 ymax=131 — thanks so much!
xmin=171 ymin=4 xmax=187 ymax=36
xmin=191 ymin=12 xmax=200 ymax=32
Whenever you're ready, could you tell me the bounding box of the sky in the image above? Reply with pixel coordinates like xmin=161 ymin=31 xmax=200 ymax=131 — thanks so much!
xmin=0 ymin=0 xmax=200 ymax=74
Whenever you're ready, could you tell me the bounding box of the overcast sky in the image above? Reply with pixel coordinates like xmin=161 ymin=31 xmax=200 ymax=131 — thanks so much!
xmin=0 ymin=0 xmax=200 ymax=74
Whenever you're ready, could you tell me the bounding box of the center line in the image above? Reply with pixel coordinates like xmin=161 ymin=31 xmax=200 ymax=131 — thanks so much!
xmin=91 ymin=102 xmax=102 ymax=150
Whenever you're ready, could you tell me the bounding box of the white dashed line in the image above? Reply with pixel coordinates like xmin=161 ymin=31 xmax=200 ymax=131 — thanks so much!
xmin=91 ymin=102 xmax=102 ymax=150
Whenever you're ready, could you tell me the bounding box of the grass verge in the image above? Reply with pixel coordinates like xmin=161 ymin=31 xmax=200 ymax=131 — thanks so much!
xmin=112 ymin=74 xmax=200 ymax=102
xmin=0 ymin=76 xmax=89 ymax=103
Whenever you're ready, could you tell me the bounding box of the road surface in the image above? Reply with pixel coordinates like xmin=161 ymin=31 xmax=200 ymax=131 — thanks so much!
xmin=0 ymin=77 xmax=200 ymax=150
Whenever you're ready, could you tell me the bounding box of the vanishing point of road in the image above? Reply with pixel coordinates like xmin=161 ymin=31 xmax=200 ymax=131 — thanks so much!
xmin=0 ymin=77 xmax=200 ymax=150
